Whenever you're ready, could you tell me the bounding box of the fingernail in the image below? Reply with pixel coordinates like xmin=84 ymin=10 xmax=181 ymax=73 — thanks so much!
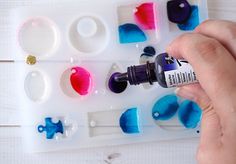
xmin=175 ymin=87 xmax=196 ymax=101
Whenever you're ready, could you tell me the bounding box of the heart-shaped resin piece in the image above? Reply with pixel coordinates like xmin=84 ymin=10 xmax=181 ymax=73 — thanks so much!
xmin=70 ymin=67 xmax=92 ymax=96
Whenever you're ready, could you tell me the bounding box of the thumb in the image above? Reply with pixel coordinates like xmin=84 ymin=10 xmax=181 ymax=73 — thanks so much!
xmin=176 ymin=84 xmax=222 ymax=149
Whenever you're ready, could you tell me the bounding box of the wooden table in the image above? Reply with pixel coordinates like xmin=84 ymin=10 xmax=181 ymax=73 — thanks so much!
xmin=0 ymin=0 xmax=235 ymax=163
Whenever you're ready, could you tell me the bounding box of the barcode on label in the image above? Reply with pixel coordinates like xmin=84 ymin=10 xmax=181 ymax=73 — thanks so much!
xmin=165 ymin=68 xmax=198 ymax=88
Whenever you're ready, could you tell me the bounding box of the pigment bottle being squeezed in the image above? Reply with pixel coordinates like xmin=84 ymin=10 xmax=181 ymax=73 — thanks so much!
xmin=114 ymin=53 xmax=198 ymax=88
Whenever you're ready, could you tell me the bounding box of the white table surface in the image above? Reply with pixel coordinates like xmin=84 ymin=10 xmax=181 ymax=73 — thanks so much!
xmin=0 ymin=0 xmax=235 ymax=163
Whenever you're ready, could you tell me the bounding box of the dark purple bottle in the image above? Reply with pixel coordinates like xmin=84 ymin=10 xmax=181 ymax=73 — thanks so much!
xmin=114 ymin=53 xmax=198 ymax=88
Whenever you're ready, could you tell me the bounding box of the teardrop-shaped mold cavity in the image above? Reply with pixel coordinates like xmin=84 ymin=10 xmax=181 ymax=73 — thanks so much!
xmin=60 ymin=68 xmax=80 ymax=98
xmin=18 ymin=17 xmax=59 ymax=57
xmin=69 ymin=15 xmax=109 ymax=55
xmin=24 ymin=71 xmax=49 ymax=102
xmin=106 ymin=63 xmax=128 ymax=94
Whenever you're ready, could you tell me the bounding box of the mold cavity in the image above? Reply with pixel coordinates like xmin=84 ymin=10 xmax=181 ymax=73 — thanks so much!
xmin=61 ymin=66 xmax=92 ymax=97
xmin=88 ymin=110 xmax=123 ymax=137
xmin=119 ymin=108 xmax=140 ymax=134
xmin=70 ymin=67 xmax=92 ymax=96
xmin=69 ymin=16 xmax=109 ymax=54
xmin=108 ymin=72 xmax=128 ymax=94
xmin=134 ymin=3 xmax=157 ymax=30
xmin=60 ymin=68 xmax=80 ymax=98
xmin=38 ymin=117 xmax=64 ymax=139
xmin=167 ymin=0 xmax=199 ymax=31
xmin=167 ymin=0 xmax=191 ymax=24
xmin=152 ymin=95 xmax=179 ymax=121
xmin=107 ymin=63 xmax=128 ymax=94
xmin=38 ymin=117 xmax=77 ymax=140
xmin=117 ymin=2 xmax=158 ymax=44
xmin=24 ymin=71 xmax=48 ymax=102
xmin=177 ymin=5 xmax=199 ymax=31
xmin=88 ymin=108 xmax=140 ymax=137
xmin=178 ymin=100 xmax=202 ymax=129
xmin=152 ymin=95 xmax=185 ymax=131
xmin=119 ymin=23 xmax=147 ymax=44
xmin=18 ymin=17 xmax=58 ymax=57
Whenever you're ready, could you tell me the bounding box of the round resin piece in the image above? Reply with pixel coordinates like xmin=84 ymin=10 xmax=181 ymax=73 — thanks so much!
xmin=167 ymin=0 xmax=191 ymax=24
xmin=70 ymin=67 xmax=92 ymax=96
xmin=108 ymin=72 xmax=128 ymax=94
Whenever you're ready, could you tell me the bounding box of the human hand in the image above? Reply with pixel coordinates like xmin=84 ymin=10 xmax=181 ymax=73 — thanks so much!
xmin=167 ymin=20 xmax=236 ymax=164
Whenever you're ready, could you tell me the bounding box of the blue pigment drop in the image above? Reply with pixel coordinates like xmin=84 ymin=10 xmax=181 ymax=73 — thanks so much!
xmin=119 ymin=108 xmax=140 ymax=134
xmin=178 ymin=100 xmax=202 ymax=129
xmin=152 ymin=95 xmax=179 ymax=121
xmin=119 ymin=23 xmax=147 ymax=44
xmin=178 ymin=5 xmax=199 ymax=31
xmin=38 ymin=117 xmax=64 ymax=139
xmin=109 ymin=72 xmax=128 ymax=94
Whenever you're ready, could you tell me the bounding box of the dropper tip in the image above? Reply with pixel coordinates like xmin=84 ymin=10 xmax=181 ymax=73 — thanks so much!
xmin=114 ymin=72 xmax=128 ymax=82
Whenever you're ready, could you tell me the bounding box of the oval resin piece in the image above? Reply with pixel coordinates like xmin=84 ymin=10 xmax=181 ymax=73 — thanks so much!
xmin=178 ymin=100 xmax=202 ymax=129
xmin=152 ymin=95 xmax=179 ymax=121
xmin=24 ymin=71 xmax=48 ymax=102
xmin=70 ymin=67 xmax=92 ymax=96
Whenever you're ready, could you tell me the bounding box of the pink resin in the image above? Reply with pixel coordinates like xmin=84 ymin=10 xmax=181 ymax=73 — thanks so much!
xmin=134 ymin=3 xmax=156 ymax=30
xmin=70 ymin=67 xmax=92 ymax=96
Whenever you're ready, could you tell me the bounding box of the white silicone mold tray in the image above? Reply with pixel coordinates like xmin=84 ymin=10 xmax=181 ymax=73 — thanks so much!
xmin=11 ymin=0 xmax=208 ymax=153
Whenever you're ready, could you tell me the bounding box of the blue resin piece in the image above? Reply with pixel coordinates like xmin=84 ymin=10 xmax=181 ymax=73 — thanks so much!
xmin=152 ymin=95 xmax=179 ymax=121
xmin=119 ymin=23 xmax=147 ymax=44
xmin=178 ymin=100 xmax=202 ymax=129
xmin=177 ymin=6 xmax=199 ymax=31
xmin=38 ymin=117 xmax=64 ymax=139
xmin=119 ymin=108 xmax=140 ymax=134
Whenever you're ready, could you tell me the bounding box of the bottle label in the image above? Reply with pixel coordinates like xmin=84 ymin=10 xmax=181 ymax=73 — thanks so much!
xmin=162 ymin=55 xmax=198 ymax=87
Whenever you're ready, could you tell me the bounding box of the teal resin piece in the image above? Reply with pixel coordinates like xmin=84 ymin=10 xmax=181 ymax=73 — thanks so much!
xmin=152 ymin=95 xmax=179 ymax=121
xmin=178 ymin=5 xmax=199 ymax=31
xmin=178 ymin=100 xmax=202 ymax=129
xmin=119 ymin=23 xmax=147 ymax=44
xmin=38 ymin=117 xmax=64 ymax=139
xmin=119 ymin=108 xmax=140 ymax=134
